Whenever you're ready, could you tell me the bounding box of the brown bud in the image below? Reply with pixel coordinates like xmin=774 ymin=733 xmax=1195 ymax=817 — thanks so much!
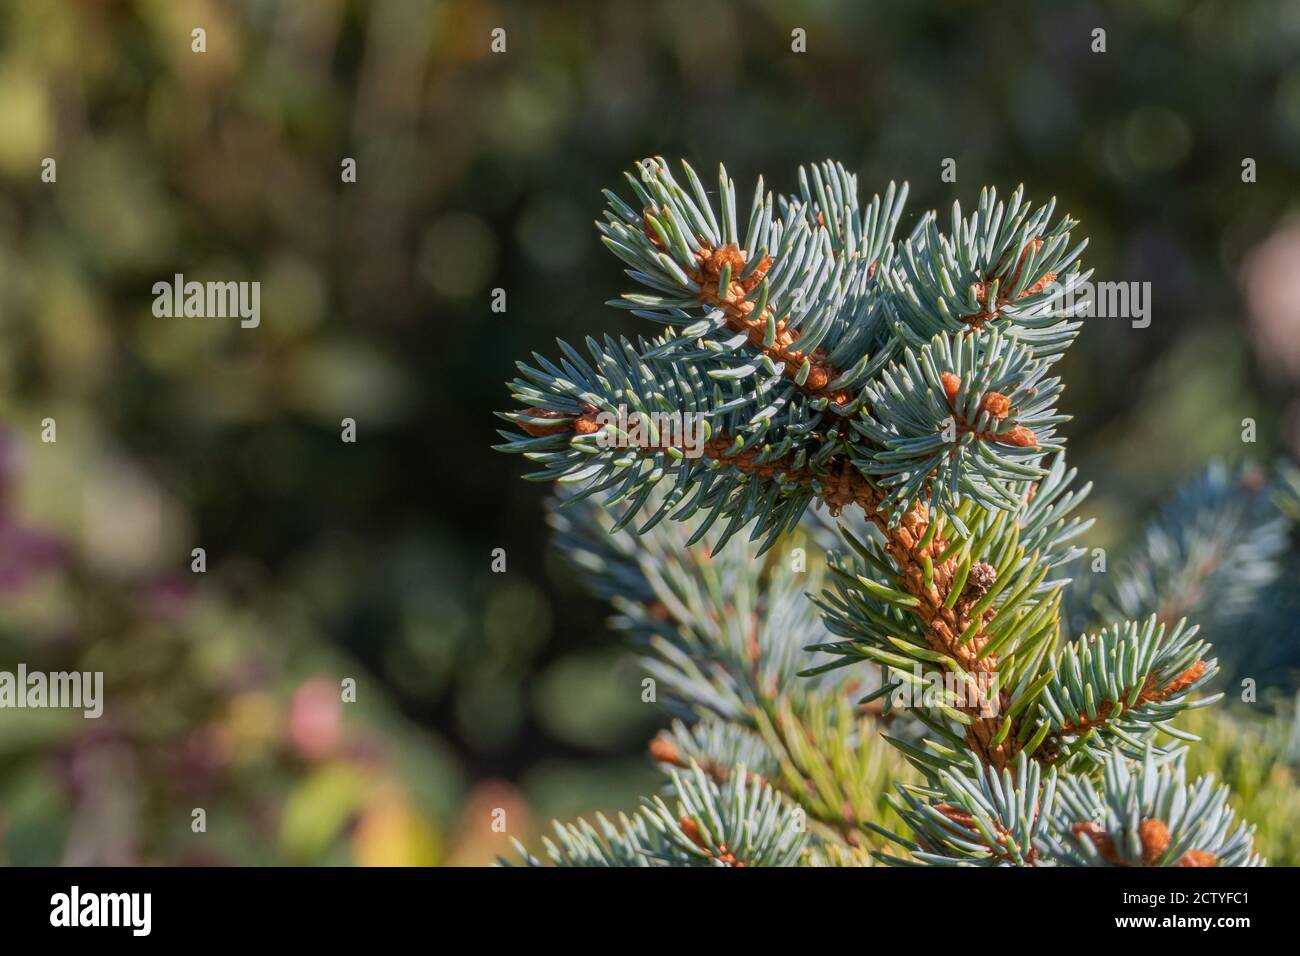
xmin=1071 ymin=821 xmax=1122 ymax=865
xmin=1021 ymin=271 xmax=1057 ymax=298
xmin=940 ymin=372 xmax=962 ymax=404
xmin=964 ymin=562 xmax=998 ymax=598
xmin=1155 ymin=660 xmax=1206 ymax=699
xmin=1139 ymin=819 xmax=1171 ymax=865
xmin=997 ymin=425 xmax=1038 ymax=447
xmin=935 ymin=803 xmax=975 ymax=829
xmin=805 ymin=366 xmax=831 ymax=391
xmin=649 ymin=736 xmax=682 ymax=766
xmin=517 ymin=407 xmax=575 ymax=437
xmin=1174 ymin=849 xmax=1218 ymax=867
xmin=701 ymin=243 xmax=747 ymax=280
xmin=980 ymin=391 xmax=1011 ymax=418
xmin=680 ymin=817 xmax=707 ymax=850
xmin=641 ymin=207 xmax=666 ymax=249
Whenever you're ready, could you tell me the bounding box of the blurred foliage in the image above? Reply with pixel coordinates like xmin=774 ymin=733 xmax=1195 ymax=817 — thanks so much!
xmin=1181 ymin=699 xmax=1300 ymax=866
xmin=0 ymin=0 xmax=1297 ymax=864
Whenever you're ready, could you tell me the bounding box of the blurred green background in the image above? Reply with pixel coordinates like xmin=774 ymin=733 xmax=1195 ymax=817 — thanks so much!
xmin=0 ymin=0 xmax=1298 ymax=865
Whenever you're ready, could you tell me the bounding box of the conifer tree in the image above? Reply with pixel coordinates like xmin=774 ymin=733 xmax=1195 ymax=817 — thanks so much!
xmin=495 ymin=158 xmax=1260 ymax=866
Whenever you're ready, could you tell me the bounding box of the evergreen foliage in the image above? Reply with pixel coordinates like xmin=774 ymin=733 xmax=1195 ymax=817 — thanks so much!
xmin=1093 ymin=461 xmax=1300 ymax=688
xmin=1096 ymin=461 xmax=1300 ymax=863
xmin=496 ymin=159 xmax=1259 ymax=866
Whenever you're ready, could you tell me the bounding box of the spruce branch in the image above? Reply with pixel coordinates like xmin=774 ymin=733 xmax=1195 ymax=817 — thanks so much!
xmin=499 ymin=159 xmax=1087 ymax=548
xmin=545 ymin=486 xmax=911 ymax=850
xmin=1032 ymin=616 xmax=1220 ymax=769
xmin=881 ymin=747 xmax=1260 ymax=867
xmin=873 ymin=751 xmax=1052 ymax=866
xmin=1042 ymin=748 xmax=1261 ymax=867
xmin=814 ymin=479 xmax=1088 ymax=774
xmin=648 ymin=718 xmax=778 ymax=783
xmin=881 ymin=185 xmax=1090 ymax=356
xmin=1091 ymin=461 xmax=1296 ymax=686
xmin=496 ymin=158 xmax=1258 ymax=867
xmin=506 ymin=762 xmax=807 ymax=867
xmin=603 ymin=158 xmax=906 ymax=412
xmin=547 ymin=485 xmax=856 ymax=720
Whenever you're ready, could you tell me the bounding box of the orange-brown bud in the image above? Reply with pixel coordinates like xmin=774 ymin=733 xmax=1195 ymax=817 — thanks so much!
xmin=1139 ymin=819 xmax=1171 ymax=865
xmin=980 ymin=391 xmax=1011 ymax=418
xmin=1071 ymin=821 xmax=1122 ymax=865
xmin=517 ymin=407 xmax=575 ymax=437
xmin=649 ymin=736 xmax=682 ymax=766
xmin=997 ymin=425 xmax=1038 ymax=447
xmin=940 ymin=372 xmax=962 ymax=404
xmin=680 ymin=817 xmax=707 ymax=850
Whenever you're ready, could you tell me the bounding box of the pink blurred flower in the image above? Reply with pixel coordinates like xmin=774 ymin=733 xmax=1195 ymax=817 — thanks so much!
xmin=1242 ymin=216 xmax=1300 ymax=382
xmin=289 ymin=677 xmax=342 ymax=760
xmin=142 ymin=575 xmax=196 ymax=620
